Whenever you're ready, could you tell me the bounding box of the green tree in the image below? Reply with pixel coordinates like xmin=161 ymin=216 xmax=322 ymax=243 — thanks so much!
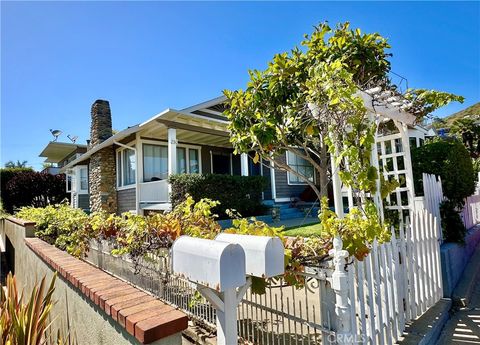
xmin=412 ymin=137 xmax=475 ymax=208
xmin=450 ymin=117 xmax=480 ymax=158
xmin=5 ymin=160 xmax=28 ymax=168
xmin=224 ymin=22 xmax=463 ymax=204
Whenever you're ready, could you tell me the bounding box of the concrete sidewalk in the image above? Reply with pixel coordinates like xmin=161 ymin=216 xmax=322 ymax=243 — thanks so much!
xmin=437 ymin=246 xmax=480 ymax=344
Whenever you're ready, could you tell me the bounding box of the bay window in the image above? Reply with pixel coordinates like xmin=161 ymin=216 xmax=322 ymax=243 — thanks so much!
xmin=286 ymin=151 xmax=314 ymax=184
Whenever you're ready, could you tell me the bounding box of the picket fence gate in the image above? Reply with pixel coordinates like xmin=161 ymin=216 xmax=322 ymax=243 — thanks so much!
xmin=340 ymin=208 xmax=443 ymax=345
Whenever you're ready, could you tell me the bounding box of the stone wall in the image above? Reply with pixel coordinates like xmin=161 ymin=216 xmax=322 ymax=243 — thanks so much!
xmin=89 ymin=100 xmax=117 ymax=213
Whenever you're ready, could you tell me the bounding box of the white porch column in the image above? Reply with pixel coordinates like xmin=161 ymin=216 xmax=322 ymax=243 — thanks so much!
xmin=168 ymin=128 xmax=177 ymax=176
xmin=240 ymin=153 xmax=249 ymax=176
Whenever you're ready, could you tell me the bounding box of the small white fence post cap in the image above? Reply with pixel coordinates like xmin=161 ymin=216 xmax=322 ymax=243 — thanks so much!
xmin=215 ymin=233 xmax=285 ymax=278
xmin=172 ymin=236 xmax=246 ymax=291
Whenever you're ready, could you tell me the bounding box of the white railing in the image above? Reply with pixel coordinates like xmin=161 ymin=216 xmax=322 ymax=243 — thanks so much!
xmin=462 ymin=194 xmax=480 ymax=230
xmin=138 ymin=179 xmax=169 ymax=203
xmin=347 ymin=209 xmax=442 ymax=344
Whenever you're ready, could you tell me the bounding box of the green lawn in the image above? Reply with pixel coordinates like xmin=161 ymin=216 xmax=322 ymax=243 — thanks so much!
xmin=282 ymin=222 xmax=322 ymax=237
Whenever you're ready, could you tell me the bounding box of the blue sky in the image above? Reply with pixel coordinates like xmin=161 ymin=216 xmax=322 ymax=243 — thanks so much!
xmin=1 ymin=1 xmax=479 ymax=170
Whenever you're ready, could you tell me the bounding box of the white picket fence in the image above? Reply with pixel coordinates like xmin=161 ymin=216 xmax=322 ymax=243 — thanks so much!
xmin=421 ymin=173 xmax=444 ymax=240
xmin=462 ymin=194 xmax=480 ymax=230
xmin=346 ymin=208 xmax=442 ymax=344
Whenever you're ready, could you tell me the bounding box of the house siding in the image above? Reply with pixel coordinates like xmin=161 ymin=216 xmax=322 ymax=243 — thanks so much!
xmin=78 ymin=194 xmax=90 ymax=211
xmin=117 ymin=188 xmax=136 ymax=214
xmin=274 ymin=154 xmax=308 ymax=200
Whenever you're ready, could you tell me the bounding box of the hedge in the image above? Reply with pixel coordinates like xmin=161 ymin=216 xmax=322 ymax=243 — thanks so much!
xmin=412 ymin=137 xmax=475 ymax=207
xmin=169 ymin=174 xmax=268 ymax=219
xmin=3 ymin=171 xmax=68 ymax=213
xmin=0 ymin=167 xmax=33 ymax=211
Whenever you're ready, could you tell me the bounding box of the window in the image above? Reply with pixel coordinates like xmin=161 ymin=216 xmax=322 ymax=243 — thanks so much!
xmin=66 ymin=175 xmax=72 ymax=192
xmin=189 ymin=149 xmax=199 ymax=173
xmin=142 ymin=143 xmax=200 ymax=182
xmin=409 ymin=137 xmax=417 ymax=148
xmin=286 ymin=151 xmax=314 ymax=184
xmin=143 ymin=144 xmax=168 ymax=182
xmin=123 ymin=149 xmax=136 ymax=185
xmin=177 ymin=147 xmax=186 ymax=173
xmin=79 ymin=167 xmax=88 ymax=191
xmin=117 ymin=146 xmax=136 ymax=187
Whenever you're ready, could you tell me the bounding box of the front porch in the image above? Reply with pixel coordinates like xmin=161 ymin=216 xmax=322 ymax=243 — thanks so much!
xmin=116 ymin=110 xmax=265 ymax=214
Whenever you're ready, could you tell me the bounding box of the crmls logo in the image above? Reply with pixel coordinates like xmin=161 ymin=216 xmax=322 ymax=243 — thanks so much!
xmin=327 ymin=334 xmax=367 ymax=343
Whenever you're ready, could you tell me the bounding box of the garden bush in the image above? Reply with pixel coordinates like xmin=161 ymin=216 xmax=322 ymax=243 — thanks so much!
xmin=0 ymin=167 xmax=33 ymax=212
xmin=169 ymin=173 xmax=268 ymax=218
xmin=412 ymin=137 xmax=475 ymax=207
xmin=3 ymin=171 xmax=68 ymax=213
xmin=440 ymin=200 xmax=466 ymax=243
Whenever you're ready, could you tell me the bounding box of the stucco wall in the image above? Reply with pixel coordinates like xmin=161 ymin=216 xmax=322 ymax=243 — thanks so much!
xmin=441 ymin=225 xmax=480 ymax=297
xmin=0 ymin=218 xmax=181 ymax=345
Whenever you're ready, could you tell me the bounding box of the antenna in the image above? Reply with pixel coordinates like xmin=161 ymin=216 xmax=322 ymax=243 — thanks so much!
xmin=67 ymin=134 xmax=78 ymax=143
xmin=49 ymin=129 xmax=62 ymax=142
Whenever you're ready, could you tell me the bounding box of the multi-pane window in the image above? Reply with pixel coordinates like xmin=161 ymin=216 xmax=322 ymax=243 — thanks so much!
xmin=143 ymin=144 xmax=168 ymax=182
xmin=286 ymin=151 xmax=314 ymax=184
xmin=142 ymin=143 xmax=200 ymax=182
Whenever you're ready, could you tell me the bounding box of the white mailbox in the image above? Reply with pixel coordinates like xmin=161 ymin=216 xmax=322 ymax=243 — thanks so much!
xmin=215 ymin=233 xmax=285 ymax=278
xmin=171 ymin=236 xmax=246 ymax=291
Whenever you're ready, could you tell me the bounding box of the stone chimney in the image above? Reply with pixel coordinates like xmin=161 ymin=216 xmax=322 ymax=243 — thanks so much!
xmin=90 ymin=100 xmax=113 ymax=147
xmin=89 ymin=100 xmax=117 ymax=213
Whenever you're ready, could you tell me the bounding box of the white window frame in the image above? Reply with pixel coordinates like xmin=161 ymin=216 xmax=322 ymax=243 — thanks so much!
xmin=78 ymin=166 xmax=88 ymax=193
xmin=116 ymin=142 xmax=137 ymax=190
xmin=140 ymin=139 xmax=202 ymax=183
xmin=66 ymin=173 xmax=73 ymax=193
xmin=286 ymin=151 xmax=315 ymax=185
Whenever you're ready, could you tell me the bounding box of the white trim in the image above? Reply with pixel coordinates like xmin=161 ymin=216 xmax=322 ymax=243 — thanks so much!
xmin=274 ymin=197 xmax=291 ymax=203
xmin=181 ymin=95 xmax=227 ymax=114
xmin=270 ymin=159 xmax=276 ymax=201
xmin=115 ymin=141 xmax=137 ymax=188
xmin=285 ymin=151 xmax=315 ymax=185
xmin=240 ymin=153 xmax=249 ymax=176
xmin=116 ymin=185 xmax=137 ymax=192
xmin=230 ymin=153 xmax=233 ymax=176
xmin=195 ymin=108 xmax=225 ymax=117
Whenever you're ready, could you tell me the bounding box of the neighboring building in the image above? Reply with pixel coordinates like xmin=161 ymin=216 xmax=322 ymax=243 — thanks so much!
xmin=38 ymin=141 xmax=88 ymax=210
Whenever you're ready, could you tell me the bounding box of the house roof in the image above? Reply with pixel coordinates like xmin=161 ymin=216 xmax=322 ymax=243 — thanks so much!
xmin=60 ymin=100 xmax=230 ymax=172
xmin=39 ymin=141 xmax=87 ymax=163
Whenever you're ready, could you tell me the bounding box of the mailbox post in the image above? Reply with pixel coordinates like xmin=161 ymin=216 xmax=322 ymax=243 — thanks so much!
xmin=172 ymin=234 xmax=285 ymax=345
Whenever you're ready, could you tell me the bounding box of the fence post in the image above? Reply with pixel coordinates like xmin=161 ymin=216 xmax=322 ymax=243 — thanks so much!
xmin=330 ymin=236 xmax=353 ymax=345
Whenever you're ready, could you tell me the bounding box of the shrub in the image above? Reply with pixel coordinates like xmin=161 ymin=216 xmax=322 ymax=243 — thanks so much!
xmin=412 ymin=138 xmax=475 ymax=207
xmin=0 ymin=272 xmax=75 ymax=345
xmin=0 ymin=167 xmax=33 ymax=212
xmin=440 ymin=200 xmax=466 ymax=243
xmin=16 ymin=203 xmax=89 ymax=252
xmin=169 ymin=174 xmax=268 ymax=218
xmin=4 ymin=171 xmax=68 ymax=213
